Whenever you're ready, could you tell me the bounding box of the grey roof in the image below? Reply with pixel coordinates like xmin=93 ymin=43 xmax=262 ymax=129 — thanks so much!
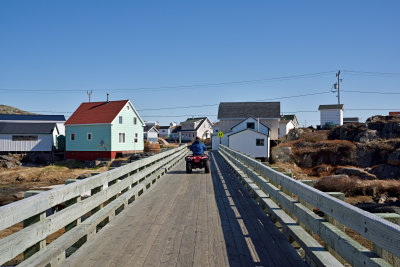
xmin=280 ymin=115 xmax=296 ymax=121
xmin=0 ymin=114 xmax=66 ymax=121
xmin=182 ymin=117 xmax=209 ymax=131
xmin=343 ymin=117 xmax=359 ymax=122
xmin=0 ymin=122 xmax=58 ymax=134
xmin=218 ymin=102 xmax=280 ymax=119
xmin=158 ymin=126 xmax=171 ymax=129
xmin=318 ymin=104 xmax=344 ymax=110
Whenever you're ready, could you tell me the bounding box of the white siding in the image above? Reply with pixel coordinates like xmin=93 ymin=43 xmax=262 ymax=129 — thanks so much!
xmin=146 ymin=130 xmax=158 ymax=142
xmin=279 ymin=121 xmax=296 ymax=138
xmin=220 ymin=118 xmax=279 ymax=140
xmin=228 ymin=130 xmax=269 ymax=158
xmin=0 ymin=134 xmax=54 ymax=152
xmin=320 ymin=109 xmax=343 ymax=126
xmin=212 ymin=134 xmax=229 ymax=150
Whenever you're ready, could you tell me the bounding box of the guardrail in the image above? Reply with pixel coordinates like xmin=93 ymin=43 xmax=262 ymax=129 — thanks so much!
xmin=0 ymin=145 xmax=188 ymax=266
xmin=219 ymin=145 xmax=400 ymax=267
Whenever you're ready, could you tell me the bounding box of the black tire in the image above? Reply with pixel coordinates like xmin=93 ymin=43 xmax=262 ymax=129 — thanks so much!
xmin=204 ymin=160 xmax=210 ymax=173
xmin=186 ymin=162 xmax=192 ymax=174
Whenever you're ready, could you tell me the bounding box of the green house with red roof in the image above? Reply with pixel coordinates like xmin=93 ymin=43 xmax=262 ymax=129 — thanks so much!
xmin=65 ymin=100 xmax=144 ymax=161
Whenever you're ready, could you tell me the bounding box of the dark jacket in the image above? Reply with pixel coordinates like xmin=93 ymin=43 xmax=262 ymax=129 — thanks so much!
xmin=190 ymin=140 xmax=207 ymax=155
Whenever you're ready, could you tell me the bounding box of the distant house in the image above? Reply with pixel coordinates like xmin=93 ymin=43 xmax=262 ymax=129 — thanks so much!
xmin=217 ymin=102 xmax=280 ymax=140
xmin=279 ymin=114 xmax=299 ymax=138
xmin=144 ymin=121 xmax=159 ymax=127
xmin=0 ymin=114 xmax=66 ymax=136
xmin=65 ymin=100 xmax=145 ymax=161
xmin=144 ymin=126 xmax=159 ymax=142
xmin=318 ymin=104 xmax=344 ymax=127
xmin=158 ymin=126 xmax=172 ymax=138
xmin=212 ymin=116 xmax=270 ymax=158
xmin=178 ymin=117 xmax=213 ymax=141
xmin=389 ymin=112 xmax=400 ymax=116
xmin=0 ymin=122 xmax=59 ymax=152
xmin=343 ymin=117 xmax=359 ymax=124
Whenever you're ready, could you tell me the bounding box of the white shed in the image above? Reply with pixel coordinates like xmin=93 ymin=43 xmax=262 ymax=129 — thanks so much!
xmin=228 ymin=129 xmax=270 ymax=158
xmin=318 ymin=104 xmax=344 ymax=127
xmin=0 ymin=122 xmax=59 ymax=152
xmin=144 ymin=126 xmax=159 ymax=143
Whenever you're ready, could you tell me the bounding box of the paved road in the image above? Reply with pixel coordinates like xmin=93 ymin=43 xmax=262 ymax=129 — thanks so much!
xmin=63 ymin=152 xmax=305 ymax=267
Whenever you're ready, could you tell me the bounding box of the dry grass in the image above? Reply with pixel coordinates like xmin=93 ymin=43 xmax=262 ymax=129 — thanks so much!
xmin=315 ymin=176 xmax=400 ymax=197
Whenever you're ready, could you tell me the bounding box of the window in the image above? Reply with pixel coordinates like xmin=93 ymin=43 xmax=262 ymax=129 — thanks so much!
xmin=127 ymin=105 xmax=130 ymax=110
xmin=71 ymin=133 xmax=75 ymax=141
xmin=133 ymin=117 xmax=137 ymax=125
xmin=12 ymin=135 xmax=38 ymax=141
xmin=119 ymin=116 xmax=123 ymax=124
xmin=119 ymin=133 xmax=125 ymax=143
xmin=256 ymin=139 xmax=264 ymax=146
xmin=247 ymin=122 xmax=255 ymax=129
xmin=134 ymin=133 xmax=138 ymax=143
xmin=135 ymin=133 xmax=138 ymax=138
xmin=87 ymin=133 xmax=92 ymax=141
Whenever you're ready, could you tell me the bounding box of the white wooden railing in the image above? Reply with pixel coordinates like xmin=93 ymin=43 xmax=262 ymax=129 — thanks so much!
xmin=219 ymin=145 xmax=400 ymax=267
xmin=0 ymin=145 xmax=188 ymax=267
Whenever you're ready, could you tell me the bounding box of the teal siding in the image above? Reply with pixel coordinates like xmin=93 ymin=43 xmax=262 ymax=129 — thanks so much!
xmin=66 ymin=125 xmax=111 ymax=151
xmin=111 ymin=102 xmax=144 ymax=151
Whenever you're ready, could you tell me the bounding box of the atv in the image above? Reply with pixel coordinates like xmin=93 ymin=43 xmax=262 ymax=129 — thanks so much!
xmin=185 ymin=154 xmax=210 ymax=174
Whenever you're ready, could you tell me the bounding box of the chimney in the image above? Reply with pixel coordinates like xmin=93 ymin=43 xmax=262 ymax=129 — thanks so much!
xmin=106 ymin=93 xmax=109 ymax=103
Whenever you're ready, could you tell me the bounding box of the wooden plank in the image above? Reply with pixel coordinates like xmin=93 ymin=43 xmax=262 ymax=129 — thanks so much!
xmin=17 ymin=153 xmax=187 ymax=267
xmin=219 ymin=149 xmax=342 ymax=267
xmin=220 ymin=145 xmax=400 ymax=259
xmin=0 ymin=145 xmax=187 ymax=232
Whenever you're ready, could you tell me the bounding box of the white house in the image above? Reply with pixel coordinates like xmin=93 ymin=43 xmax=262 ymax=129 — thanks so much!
xmin=228 ymin=129 xmax=270 ymax=158
xmin=318 ymin=104 xmax=344 ymax=127
xmin=212 ymin=116 xmax=270 ymax=159
xmin=279 ymin=115 xmax=299 ymax=138
xmin=217 ymin=102 xmax=280 ymax=140
xmin=144 ymin=126 xmax=159 ymax=143
xmin=158 ymin=126 xmax=172 ymax=138
xmin=0 ymin=114 xmax=66 ymax=136
xmin=0 ymin=122 xmax=59 ymax=152
xmin=177 ymin=117 xmax=213 ymax=141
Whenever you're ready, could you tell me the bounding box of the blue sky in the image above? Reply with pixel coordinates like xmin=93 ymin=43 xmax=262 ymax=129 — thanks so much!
xmin=1 ymin=1 xmax=399 ymax=126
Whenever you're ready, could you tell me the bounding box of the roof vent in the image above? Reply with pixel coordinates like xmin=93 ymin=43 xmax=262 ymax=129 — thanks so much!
xmin=106 ymin=93 xmax=110 ymax=103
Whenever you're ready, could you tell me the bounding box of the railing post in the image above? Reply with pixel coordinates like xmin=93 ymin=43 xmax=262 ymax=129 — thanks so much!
xmin=23 ymin=190 xmax=46 ymax=260
xmin=373 ymin=213 xmax=400 ymax=266
xmin=64 ymin=179 xmax=81 ymax=232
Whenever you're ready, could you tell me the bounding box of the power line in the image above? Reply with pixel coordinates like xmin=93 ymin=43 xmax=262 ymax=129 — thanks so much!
xmin=0 ymin=71 xmax=336 ymax=94
xmin=342 ymin=70 xmax=400 ymax=77
xmin=342 ymin=90 xmax=400 ymax=95
xmin=137 ymin=91 xmax=331 ymax=111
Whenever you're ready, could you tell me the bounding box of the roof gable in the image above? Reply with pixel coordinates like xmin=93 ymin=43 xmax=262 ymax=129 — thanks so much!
xmin=65 ymin=100 xmax=129 ymax=125
xmin=144 ymin=126 xmax=158 ymax=133
xmin=228 ymin=128 xmax=269 ymax=138
xmin=218 ymin=102 xmax=280 ymax=119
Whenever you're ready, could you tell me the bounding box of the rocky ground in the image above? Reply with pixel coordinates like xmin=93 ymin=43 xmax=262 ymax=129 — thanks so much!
xmin=271 ymin=115 xmax=400 ymax=214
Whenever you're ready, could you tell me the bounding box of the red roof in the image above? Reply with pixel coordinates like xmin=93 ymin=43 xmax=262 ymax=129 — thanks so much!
xmin=389 ymin=112 xmax=400 ymax=116
xmin=65 ymin=100 xmax=129 ymax=125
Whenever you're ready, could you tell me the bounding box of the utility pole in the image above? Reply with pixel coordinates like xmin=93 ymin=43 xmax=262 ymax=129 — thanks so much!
xmin=334 ymin=70 xmax=342 ymax=104
xmin=87 ymin=90 xmax=92 ymax=103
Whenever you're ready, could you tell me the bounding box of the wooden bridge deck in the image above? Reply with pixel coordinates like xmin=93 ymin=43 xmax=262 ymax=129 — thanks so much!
xmin=63 ymin=152 xmax=306 ymax=267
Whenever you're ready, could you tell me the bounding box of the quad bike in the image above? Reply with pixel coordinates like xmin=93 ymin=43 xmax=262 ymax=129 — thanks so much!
xmin=185 ymin=154 xmax=210 ymax=174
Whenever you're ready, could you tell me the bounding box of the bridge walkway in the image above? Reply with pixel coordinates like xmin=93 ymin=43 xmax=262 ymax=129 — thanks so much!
xmin=63 ymin=152 xmax=305 ymax=267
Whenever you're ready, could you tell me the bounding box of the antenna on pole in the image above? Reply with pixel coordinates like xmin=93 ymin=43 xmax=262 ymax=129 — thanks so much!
xmin=333 ymin=70 xmax=342 ymax=104
xmin=87 ymin=90 xmax=93 ymax=103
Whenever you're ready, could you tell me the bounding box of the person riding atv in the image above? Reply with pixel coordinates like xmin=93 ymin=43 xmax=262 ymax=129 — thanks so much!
xmin=186 ymin=137 xmax=210 ymax=173
xmin=190 ymin=137 xmax=207 ymax=155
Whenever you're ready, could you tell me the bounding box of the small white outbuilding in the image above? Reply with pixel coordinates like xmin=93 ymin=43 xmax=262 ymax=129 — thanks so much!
xmin=318 ymin=104 xmax=344 ymax=127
